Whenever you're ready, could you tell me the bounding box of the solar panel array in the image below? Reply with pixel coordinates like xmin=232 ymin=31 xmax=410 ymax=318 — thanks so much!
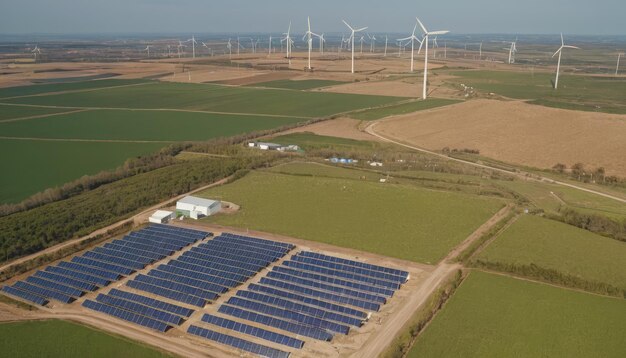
xmin=126 ymin=233 xmax=294 ymax=307
xmin=0 ymin=224 xmax=208 ymax=307
xmin=188 ymin=325 xmax=290 ymax=358
xmin=216 ymin=250 xmax=409 ymax=343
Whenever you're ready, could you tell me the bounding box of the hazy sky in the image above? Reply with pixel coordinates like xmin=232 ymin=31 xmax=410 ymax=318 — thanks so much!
xmin=1 ymin=0 xmax=624 ymax=35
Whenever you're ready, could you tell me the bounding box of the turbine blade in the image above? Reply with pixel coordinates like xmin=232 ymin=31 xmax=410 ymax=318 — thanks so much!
xmin=429 ymin=30 xmax=450 ymax=36
xmin=355 ymin=27 xmax=368 ymax=32
xmin=552 ymin=47 xmax=563 ymax=58
xmin=416 ymin=18 xmax=428 ymax=34
xmin=342 ymin=20 xmax=354 ymax=31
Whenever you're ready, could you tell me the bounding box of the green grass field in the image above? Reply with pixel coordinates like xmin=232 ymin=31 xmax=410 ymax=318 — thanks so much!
xmin=0 ymin=138 xmax=163 ymax=203
xmin=349 ymin=98 xmax=460 ymax=120
xmin=198 ymin=166 xmax=503 ymax=263
xmin=0 ymin=109 xmax=306 ymax=141
xmin=476 ymin=215 xmax=626 ymax=290
xmin=449 ymin=70 xmax=626 ymax=114
xmin=0 ymin=320 xmax=172 ymax=358
xmin=0 ymin=79 xmax=148 ymax=99
xmin=408 ymin=271 xmax=626 ymax=357
xmin=6 ymin=81 xmax=404 ymax=118
xmin=0 ymin=104 xmax=72 ymax=121
xmin=249 ymin=79 xmax=346 ymax=90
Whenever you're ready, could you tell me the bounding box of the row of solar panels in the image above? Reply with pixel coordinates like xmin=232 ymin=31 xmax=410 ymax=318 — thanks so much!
xmin=82 ymin=288 xmax=196 ymax=332
xmin=0 ymin=225 xmax=210 ymax=306
xmin=126 ymin=233 xmax=293 ymax=308
xmin=188 ymin=325 xmax=290 ymax=358
xmin=214 ymin=250 xmax=407 ymax=343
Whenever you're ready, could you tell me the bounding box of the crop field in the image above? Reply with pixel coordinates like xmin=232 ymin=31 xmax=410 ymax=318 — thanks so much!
xmin=449 ymin=70 xmax=626 ymax=113
xmin=0 ymin=104 xmax=73 ymax=121
xmin=0 ymin=138 xmax=163 ymax=204
xmin=476 ymin=215 xmax=626 ymax=290
xmin=4 ymin=81 xmax=404 ymax=118
xmin=249 ymin=79 xmax=346 ymax=90
xmin=0 ymin=320 xmax=171 ymax=358
xmin=197 ymin=166 xmax=503 ymax=264
xmin=408 ymin=271 xmax=626 ymax=357
xmin=0 ymin=79 xmax=149 ymax=99
xmin=0 ymin=109 xmax=306 ymax=142
xmin=349 ymin=98 xmax=460 ymax=120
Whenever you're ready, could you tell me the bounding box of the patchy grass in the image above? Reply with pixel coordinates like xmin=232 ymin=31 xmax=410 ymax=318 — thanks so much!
xmin=350 ymin=98 xmax=460 ymax=120
xmin=408 ymin=271 xmax=626 ymax=357
xmin=198 ymin=167 xmax=503 ymax=264
xmin=476 ymin=215 xmax=626 ymax=291
xmin=0 ymin=320 xmax=174 ymax=358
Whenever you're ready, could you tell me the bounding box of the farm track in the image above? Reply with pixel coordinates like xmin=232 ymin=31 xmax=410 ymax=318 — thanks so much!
xmin=0 ymin=109 xmax=88 ymax=123
xmin=365 ymin=121 xmax=626 ymax=204
xmin=0 ymin=102 xmax=314 ymax=120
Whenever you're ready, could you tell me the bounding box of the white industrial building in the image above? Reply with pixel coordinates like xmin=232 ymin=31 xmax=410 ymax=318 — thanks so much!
xmin=176 ymin=196 xmax=222 ymax=219
xmin=149 ymin=210 xmax=174 ymax=224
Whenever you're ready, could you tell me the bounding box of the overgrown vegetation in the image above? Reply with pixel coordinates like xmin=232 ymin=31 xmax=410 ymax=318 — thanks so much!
xmin=549 ymin=207 xmax=626 ymax=242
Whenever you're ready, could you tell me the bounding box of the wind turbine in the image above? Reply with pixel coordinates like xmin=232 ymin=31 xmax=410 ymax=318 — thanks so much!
xmin=507 ymin=39 xmax=517 ymax=64
xmin=616 ymin=53 xmax=623 ymax=77
xmin=319 ymin=34 xmax=325 ymax=54
xmin=384 ymin=35 xmax=388 ymax=57
xmin=416 ymin=17 xmax=449 ymax=99
xmin=143 ymin=45 xmax=151 ymax=57
xmin=31 ymin=45 xmax=41 ymax=61
xmin=188 ymin=35 xmax=197 ymax=58
xmin=398 ymin=23 xmax=423 ymax=73
xmin=303 ymin=17 xmax=320 ymax=70
xmin=177 ymin=41 xmax=185 ymax=58
xmin=552 ymin=33 xmax=580 ymax=90
xmin=281 ymin=21 xmax=293 ymax=65
xmin=227 ymin=38 xmax=233 ymax=59
xmin=359 ymin=36 xmax=366 ymax=53
xmin=268 ymin=36 xmax=273 ymax=56
xmin=368 ymin=34 xmax=377 ymax=53
xmin=432 ymin=36 xmax=438 ymax=58
xmin=342 ymin=20 xmax=368 ymax=74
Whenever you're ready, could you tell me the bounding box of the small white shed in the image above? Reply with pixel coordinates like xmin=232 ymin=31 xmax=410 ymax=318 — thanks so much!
xmin=176 ymin=196 xmax=222 ymax=219
xmin=149 ymin=210 xmax=174 ymax=224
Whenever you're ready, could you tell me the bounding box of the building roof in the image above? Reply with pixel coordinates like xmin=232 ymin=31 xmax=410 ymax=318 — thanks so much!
xmin=150 ymin=210 xmax=173 ymax=220
xmin=257 ymin=142 xmax=282 ymax=147
xmin=177 ymin=196 xmax=220 ymax=208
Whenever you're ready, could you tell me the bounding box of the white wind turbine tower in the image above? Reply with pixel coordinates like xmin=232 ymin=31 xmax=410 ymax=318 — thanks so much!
xmin=31 ymin=45 xmax=41 ymax=61
xmin=368 ymin=34 xmax=376 ymax=53
xmin=227 ymin=39 xmax=233 ymax=59
xmin=507 ymin=39 xmax=518 ymax=64
xmin=268 ymin=36 xmax=273 ymax=56
xmin=144 ymin=45 xmax=151 ymax=57
xmin=616 ymin=53 xmax=623 ymax=77
xmin=552 ymin=33 xmax=580 ymax=90
xmin=416 ymin=17 xmax=449 ymax=99
xmin=303 ymin=17 xmax=321 ymax=70
xmin=188 ymin=35 xmax=197 ymax=58
xmin=397 ymin=23 xmax=423 ymax=73
xmin=342 ymin=20 xmax=368 ymax=74
xmin=281 ymin=22 xmax=293 ymax=66
xmin=384 ymin=35 xmax=388 ymax=57
xmin=432 ymin=36 xmax=438 ymax=58
xmin=319 ymin=34 xmax=325 ymax=54
xmin=177 ymin=41 xmax=185 ymax=58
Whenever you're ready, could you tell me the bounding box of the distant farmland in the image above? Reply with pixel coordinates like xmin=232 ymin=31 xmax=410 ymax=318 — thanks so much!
xmin=408 ymin=271 xmax=626 ymax=357
xmin=198 ymin=166 xmax=503 ymax=264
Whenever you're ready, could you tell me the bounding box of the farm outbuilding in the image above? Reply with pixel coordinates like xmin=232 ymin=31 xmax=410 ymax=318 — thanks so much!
xmin=176 ymin=196 xmax=222 ymax=219
xmin=149 ymin=210 xmax=174 ymax=224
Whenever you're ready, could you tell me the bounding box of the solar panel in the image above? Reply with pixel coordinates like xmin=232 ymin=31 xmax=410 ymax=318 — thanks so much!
xmin=25 ymin=276 xmax=85 ymax=297
xmin=46 ymin=266 xmax=112 ymax=287
xmin=58 ymin=261 xmax=121 ymax=281
xmin=220 ymin=232 xmax=293 ymax=250
xmin=156 ymin=264 xmax=240 ymax=288
xmin=147 ymin=269 xmax=229 ymax=294
xmin=103 ymin=243 xmax=165 ymax=262
xmin=126 ymin=279 xmax=207 ymax=307
xmin=82 ymin=300 xmax=172 ymax=332
xmin=200 ymin=240 xmax=286 ymax=258
xmin=34 ymin=271 xmax=98 ymax=292
xmin=212 ymin=236 xmax=291 ymax=254
xmin=187 ymin=325 xmax=290 ymax=358
xmin=248 ymin=283 xmax=368 ymax=319
xmin=266 ymin=271 xmax=387 ymax=304
xmin=272 ymin=265 xmax=395 ymax=297
xmin=167 ymin=260 xmax=249 ymax=283
xmin=108 ymin=289 xmax=194 ymax=317
xmin=2 ymin=286 xmax=48 ymax=306
xmin=195 ymin=243 xmax=282 ymax=263
xmin=260 ymin=277 xmax=380 ymax=311
xmin=236 ymin=290 xmax=363 ymax=327
xmin=283 ymin=261 xmax=401 ymax=290
xmin=175 ymin=256 xmax=257 ymax=277
xmin=226 ymin=296 xmax=350 ymax=335
xmin=109 ymin=239 xmax=174 ymax=257
xmin=298 ymin=251 xmax=409 ymax=279
xmin=72 ymin=256 xmax=134 ymax=276
xmin=96 ymin=294 xmax=183 ymax=326
xmin=13 ymin=281 xmax=74 ymax=303
xmin=292 ymin=255 xmax=407 ymax=283
xmin=201 ymin=314 xmax=304 ymax=349
xmin=83 ymin=251 xmax=147 ymax=270
xmin=181 ymin=251 xmax=264 ymax=273
xmin=133 ymin=274 xmax=219 ymax=301
xmin=219 ymin=305 xmax=332 ymax=341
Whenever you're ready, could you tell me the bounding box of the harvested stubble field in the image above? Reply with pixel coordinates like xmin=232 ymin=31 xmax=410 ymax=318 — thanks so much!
xmin=375 ymin=99 xmax=626 ymax=176
xmin=408 ymin=271 xmax=626 ymax=358
xmin=197 ymin=165 xmax=503 ymax=264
